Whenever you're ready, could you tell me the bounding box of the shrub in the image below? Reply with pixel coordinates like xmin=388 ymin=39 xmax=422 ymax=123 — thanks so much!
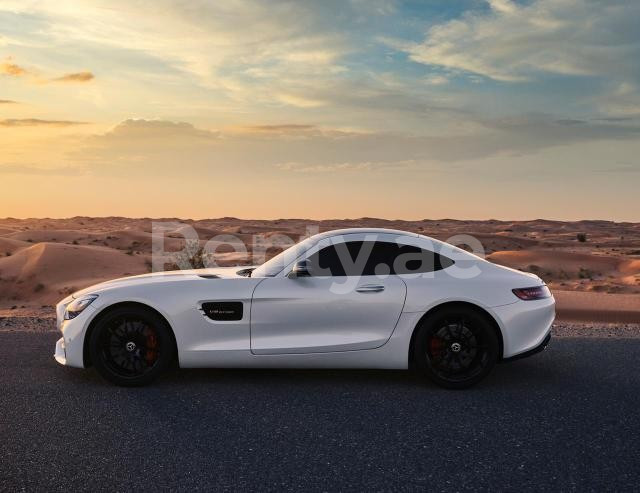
xmin=190 ymin=246 xmax=208 ymax=269
xmin=72 ymin=240 xmax=79 ymax=245
xmin=578 ymin=267 xmax=595 ymax=279
xmin=576 ymin=233 xmax=587 ymax=243
xmin=34 ymin=283 xmax=45 ymax=292
xmin=171 ymin=239 xmax=211 ymax=269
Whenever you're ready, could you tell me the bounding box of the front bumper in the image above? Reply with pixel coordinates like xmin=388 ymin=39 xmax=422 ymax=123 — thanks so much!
xmin=54 ymin=337 xmax=66 ymax=365
xmin=53 ymin=301 xmax=96 ymax=368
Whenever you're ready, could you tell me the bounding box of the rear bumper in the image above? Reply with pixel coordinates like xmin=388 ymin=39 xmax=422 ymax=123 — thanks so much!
xmin=501 ymin=331 xmax=551 ymax=363
xmin=492 ymin=296 xmax=555 ymax=359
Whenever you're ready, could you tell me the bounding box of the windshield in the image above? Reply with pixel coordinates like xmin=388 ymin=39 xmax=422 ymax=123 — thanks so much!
xmin=252 ymin=236 xmax=317 ymax=277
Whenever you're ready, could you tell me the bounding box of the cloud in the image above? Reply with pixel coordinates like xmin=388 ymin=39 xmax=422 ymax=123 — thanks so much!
xmin=243 ymin=124 xmax=317 ymax=133
xmin=275 ymin=159 xmax=427 ymax=173
xmin=3 ymin=0 xmax=639 ymax=126
xmin=591 ymin=161 xmax=640 ymax=174
xmin=597 ymin=83 xmax=640 ymax=117
xmin=73 ymin=114 xmax=640 ymax=184
xmin=0 ymin=118 xmax=87 ymax=127
xmin=1 ymin=61 xmax=27 ymax=76
xmin=2 ymin=2 xmax=351 ymax=97
xmin=487 ymin=0 xmax=517 ymax=14
xmin=0 ymin=164 xmax=80 ymax=175
xmin=98 ymin=118 xmax=219 ymax=141
xmin=74 ymin=119 xmax=220 ymax=167
xmin=274 ymin=93 xmax=327 ymax=108
xmin=0 ymin=2 xmax=481 ymax=123
xmin=51 ymin=71 xmax=94 ymax=83
xmin=232 ymin=122 xmax=363 ymax=140
xmin=423 ymin=75 xmax=449 ymax=86
xmin=0 ymin=99 xmax=18 ymax=104
xmin=387 ymin=0 xmax=640 ymax=84
xmin=276 ymin=161 xmax=373 ymax=172
xmin=68 ymin=118 xmax=229 ymax=177
xmin=1 ymin=57 xmax=95 ymax=85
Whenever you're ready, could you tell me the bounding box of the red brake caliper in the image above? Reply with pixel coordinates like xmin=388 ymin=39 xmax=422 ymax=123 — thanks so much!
xmin=429 ymin=337 xmax=444 ymax=356
xmin=145 ymin=330 xmax=158 ymax=364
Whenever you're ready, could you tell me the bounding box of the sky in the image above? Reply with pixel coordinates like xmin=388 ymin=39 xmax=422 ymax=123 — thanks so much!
xmin=0 ymin=0 xmax=639 ymax=221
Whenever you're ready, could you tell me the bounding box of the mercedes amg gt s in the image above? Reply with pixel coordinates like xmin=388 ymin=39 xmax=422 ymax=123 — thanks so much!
xmin=54 ymin=228 xmax=554 ymax=388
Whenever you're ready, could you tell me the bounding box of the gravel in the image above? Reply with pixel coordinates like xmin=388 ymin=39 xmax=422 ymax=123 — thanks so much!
xmin=0 ymin=316 xmax=56 ymax=332
xmin=552 ymin=322 xmax=640 ymax=338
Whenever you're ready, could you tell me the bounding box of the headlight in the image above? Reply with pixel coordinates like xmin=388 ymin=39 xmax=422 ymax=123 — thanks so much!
xmin=64 ymin=295 xmax=98 ymax=320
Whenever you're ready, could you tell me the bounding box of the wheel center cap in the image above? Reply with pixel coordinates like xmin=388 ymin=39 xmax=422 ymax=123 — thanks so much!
xmin=125 ymin=341 xmax=137 ymax=352
xmin=450 ymin=342 xmax=462 ymax=353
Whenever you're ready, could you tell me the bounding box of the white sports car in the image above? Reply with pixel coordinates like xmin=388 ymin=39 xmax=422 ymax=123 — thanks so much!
xmin=54 ymin=228 xmax=554 ymax=388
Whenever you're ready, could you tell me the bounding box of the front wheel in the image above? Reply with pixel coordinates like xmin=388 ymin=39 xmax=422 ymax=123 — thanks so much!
xmin=89 ymin=306 xmax=175 ymax=386
xmin=413 ymin=307 xmax=499 ymax=389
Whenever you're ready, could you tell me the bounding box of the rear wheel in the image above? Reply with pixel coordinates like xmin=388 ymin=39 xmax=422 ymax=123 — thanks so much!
xmin=89 ymin=306 xmax=175 ymax=386
xmin=413 ymin=307 xmax=499 ymax=389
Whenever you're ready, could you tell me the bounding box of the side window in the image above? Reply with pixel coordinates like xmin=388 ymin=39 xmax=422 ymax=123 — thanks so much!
xmin=307 ymin=241 xmax=363 ymax=276
xmin=391 ymin=243 xmax=454 ymax=274
xmin=306 ymin=241 xmax=454 ymax=276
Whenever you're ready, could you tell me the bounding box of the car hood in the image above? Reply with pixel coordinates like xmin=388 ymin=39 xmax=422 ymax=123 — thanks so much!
xmin=71 ymin=267 xmax=256 ymax=298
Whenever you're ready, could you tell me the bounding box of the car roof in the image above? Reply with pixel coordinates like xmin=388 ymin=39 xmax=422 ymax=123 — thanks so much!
xmin=310 ymin=228 xmax=420 ymax=240
xmin=307 ymin=228 xmax=460 ymax=255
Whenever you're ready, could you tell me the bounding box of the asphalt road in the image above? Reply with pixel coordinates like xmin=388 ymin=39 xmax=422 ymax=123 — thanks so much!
xmin=1 ymin=333 xmax=639 ymax=492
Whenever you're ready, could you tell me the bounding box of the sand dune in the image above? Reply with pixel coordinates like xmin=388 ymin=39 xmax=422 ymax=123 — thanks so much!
xmin=620 ymin=259 xmax=640 ymax=274
xmin=0 ymin=242 xmax=148 ymax=305
xmin=0 ymin=237 xmax=31 ymax=255
xmin=487 ymin=250 xmax=622 ymax=278
xmin=472 ymin=233 xmax=540 ymax=253
xmin=554 ymin=291 xmax=640 ymax=323
xmin=6 ymin=229 xmax=90 ymax=243
xmin=487 ymin=249 xmax=640 ymax=298
xmin=0 ymin=216 xmax=638 ymax=322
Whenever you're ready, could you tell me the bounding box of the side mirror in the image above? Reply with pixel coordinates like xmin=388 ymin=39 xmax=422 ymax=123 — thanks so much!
xmin=287 ymin=260 xmax=311 ymax=279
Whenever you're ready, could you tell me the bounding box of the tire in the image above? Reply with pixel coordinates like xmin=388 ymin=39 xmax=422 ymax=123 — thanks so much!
xmin=413 ymin=306 xmax=499 ymax=389
xmin=89 ymin=306 xmax=175 ymax=386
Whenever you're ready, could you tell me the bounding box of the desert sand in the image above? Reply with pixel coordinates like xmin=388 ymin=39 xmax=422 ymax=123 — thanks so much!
xmin=0 ymin=217 xmax=638 ymax=323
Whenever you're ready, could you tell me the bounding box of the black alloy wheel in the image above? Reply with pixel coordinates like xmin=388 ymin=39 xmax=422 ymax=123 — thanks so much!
xmin=89 ymin=306 xmax=175 ymax=386
xmin=414 ymin=307 xmax=499 ymax=389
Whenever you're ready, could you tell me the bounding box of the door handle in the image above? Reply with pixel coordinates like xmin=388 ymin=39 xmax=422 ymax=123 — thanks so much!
xmin=356 ymin=284 xmax=385 ymax=293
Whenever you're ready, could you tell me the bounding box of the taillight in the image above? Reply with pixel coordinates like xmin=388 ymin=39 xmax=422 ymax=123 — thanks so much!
xmin=512 ymin=285 xmax=551 ymax=301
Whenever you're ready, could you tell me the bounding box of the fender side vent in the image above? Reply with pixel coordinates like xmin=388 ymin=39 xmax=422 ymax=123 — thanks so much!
xmin=201 ymin=302 xmax=243 ymax=321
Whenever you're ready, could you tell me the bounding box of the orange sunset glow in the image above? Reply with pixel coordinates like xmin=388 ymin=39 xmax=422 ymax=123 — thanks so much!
xmin=1 ymin=1 xmax=639 ymax=220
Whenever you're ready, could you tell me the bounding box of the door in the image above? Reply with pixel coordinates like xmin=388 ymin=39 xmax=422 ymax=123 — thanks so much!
xmin=250 ymin=239 xmax=408 ymax=354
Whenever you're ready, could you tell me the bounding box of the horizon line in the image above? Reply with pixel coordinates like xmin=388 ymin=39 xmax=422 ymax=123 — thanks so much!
xmin=0 ymin=215 xmax=638 ymax=225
